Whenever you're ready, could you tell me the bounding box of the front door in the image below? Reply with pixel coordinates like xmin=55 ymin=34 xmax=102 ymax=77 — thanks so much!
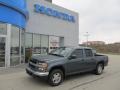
xmin=66 ymin=49 xmax=85 ymax=74
xmin=0 ymin=37 xmax=5 ymax=67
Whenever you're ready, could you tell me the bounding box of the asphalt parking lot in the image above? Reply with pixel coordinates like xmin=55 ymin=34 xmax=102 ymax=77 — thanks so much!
xmin=0 ymin=54 xmax=120 ymax=90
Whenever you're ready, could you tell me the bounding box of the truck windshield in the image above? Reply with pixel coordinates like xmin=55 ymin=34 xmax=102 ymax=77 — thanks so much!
xmin=49 ymin=47 xmax=73 ymax=57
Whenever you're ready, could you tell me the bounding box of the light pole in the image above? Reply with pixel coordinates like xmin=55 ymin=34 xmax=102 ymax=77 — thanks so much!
xmin=84 ymin=32 xmax=90 ymax=47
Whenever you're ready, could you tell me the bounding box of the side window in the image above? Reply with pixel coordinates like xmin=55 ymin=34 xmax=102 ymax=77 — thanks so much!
xmin=72 ymin=49 xmax=84 ymax=58
xmin=85 ymin=49 xmax=93 ymax=57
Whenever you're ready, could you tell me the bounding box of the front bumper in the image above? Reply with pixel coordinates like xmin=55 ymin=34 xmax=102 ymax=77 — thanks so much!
xmin=26 ymin=67 xmax=49 ymax=77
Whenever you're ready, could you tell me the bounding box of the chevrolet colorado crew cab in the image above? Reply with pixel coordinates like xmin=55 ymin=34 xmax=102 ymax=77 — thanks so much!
xmin=26 ymin=47 xmax=108 ymax=86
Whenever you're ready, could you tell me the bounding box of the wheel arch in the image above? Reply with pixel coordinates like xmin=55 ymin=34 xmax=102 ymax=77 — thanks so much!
xmin=97 ymin=61 xmax=105 ymax=69
xmin=49 ymin=65 xmax=66 ymax=78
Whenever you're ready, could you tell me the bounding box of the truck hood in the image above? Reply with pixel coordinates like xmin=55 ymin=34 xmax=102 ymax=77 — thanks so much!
xmin=32 ymin=54 xmax=64 ymax=62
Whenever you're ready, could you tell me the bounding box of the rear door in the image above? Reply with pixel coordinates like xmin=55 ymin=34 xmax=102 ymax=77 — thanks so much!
xmin=84 ymin=49 xmax=96 ymax=70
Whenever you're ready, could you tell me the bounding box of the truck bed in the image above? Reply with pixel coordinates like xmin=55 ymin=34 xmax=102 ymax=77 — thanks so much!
xmin=95 ymin=54 xmax=108 ymax=66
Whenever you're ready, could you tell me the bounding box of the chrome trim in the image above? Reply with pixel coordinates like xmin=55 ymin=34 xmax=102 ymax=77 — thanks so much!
xmin=29 ymin=61 xmax=39 ymax=67
xmin=26 ymin=67 xmax=49 ymax=76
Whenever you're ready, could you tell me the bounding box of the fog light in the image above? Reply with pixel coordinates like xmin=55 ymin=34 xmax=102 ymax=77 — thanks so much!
xmin=38 ymin=68 xmax=44 ymax=71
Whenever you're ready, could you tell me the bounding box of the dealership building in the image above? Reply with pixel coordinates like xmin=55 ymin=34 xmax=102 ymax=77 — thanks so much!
xmin=0 ymin=0 xmax=79 ymax=67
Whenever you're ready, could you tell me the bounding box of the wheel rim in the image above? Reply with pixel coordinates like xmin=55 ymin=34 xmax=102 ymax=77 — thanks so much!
xmin=52 ymin=73 xmax=61 ymax=84
xmin=98 ymin=64 xmax=103 ymax=74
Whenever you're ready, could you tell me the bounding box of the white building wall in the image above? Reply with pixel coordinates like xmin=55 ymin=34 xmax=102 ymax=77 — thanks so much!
xmin=26 ymin=0 xmax=79 ymax=47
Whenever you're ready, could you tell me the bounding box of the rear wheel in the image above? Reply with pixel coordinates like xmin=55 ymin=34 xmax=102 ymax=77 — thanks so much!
xmin=48 ymin=69 xmax=64 ymax=86
xmin=95 ymin=63 xmax=104 ymax=75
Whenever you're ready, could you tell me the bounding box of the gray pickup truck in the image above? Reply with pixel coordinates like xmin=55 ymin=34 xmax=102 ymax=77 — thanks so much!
xmin=26 ymin=47 xmax=108 ymax=86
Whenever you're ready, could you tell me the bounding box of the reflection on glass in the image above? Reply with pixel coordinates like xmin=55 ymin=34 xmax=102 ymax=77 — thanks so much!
xmin=49 ymin=47 xmax=73 ymax=57
xmin=0 ymin=37 xmax=5 ymax=67
xmin=25 ymin=33 xmax=32 ymax=62
xmin=10 ymin=57 xmax=20 ymax=66
xmin=41 ymin=35 xmax=49 ymax=54
xmin=59 ymin=37 xmax=64 ymax=47
xmin=21 ymin=30 xmax=25 ymax=63
xmin=10 ymin=26 xmax=20 ymax=66
xmin=25 ymin=33 xmax=32 ymax=48
xmin=21 ymin=30 xmax=25 ymax=55
xmin=49 ymin=36 xmax=60 ymax=52
xmin=33 ymin=34 xmax=41 ymax=55
xmin=0 ymin=23 xmax=7 ymax=35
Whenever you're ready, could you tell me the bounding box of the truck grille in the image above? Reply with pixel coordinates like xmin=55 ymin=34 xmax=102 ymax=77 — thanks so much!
xmin=29 ymin=63 xmax=36 ymax=71
xmin=29 ymin=58 xmax=45 ymax=71
xmin=30 ymin=59 xmax=38 ymax=64
xmin=29 ymin=59 xmax=39 ymax=71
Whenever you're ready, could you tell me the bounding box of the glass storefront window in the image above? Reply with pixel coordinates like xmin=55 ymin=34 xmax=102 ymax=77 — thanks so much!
xmin=49 ymin=36 xmax=60 ymax=52
xmin=0 ymin=37 xmax=5 ymax=67
xmin=0 ymin=23 xmax=7 ymax=35
xmin=25 ymin=33 xmax=33 ymax=48
xmin=25 ymin=33 xmax=33 ymax=62
xmin=21 ymin=30 xmax=25 ymax=63
xmin=21 ymin=30 xmax=25 ymax=55
xmin=10 ymin=26 xmax=20 ymax=66
xmin=41 ymin=35 xmax=49 ymax=54
xmin=24 ymin=32 xmax=63 ymax=62
xmin=59 ymin=37 xmax=64 ymax=47
xmin=0 ymin=23 xmax=6 ymax=67
xmin=33 ymin=34 xmax=41 ymax=55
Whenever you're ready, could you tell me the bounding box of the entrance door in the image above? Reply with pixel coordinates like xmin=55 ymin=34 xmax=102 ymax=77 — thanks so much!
xmin=0 ymin=37 xmax=5 ymax=67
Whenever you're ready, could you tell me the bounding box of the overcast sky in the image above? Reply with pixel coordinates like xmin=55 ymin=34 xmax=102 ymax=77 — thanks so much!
xmin=53 ymin=0 xmax=120 ymax=44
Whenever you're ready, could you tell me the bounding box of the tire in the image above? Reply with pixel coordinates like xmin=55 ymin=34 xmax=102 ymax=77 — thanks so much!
xmin=48 ymin=69 xmax=64 ymax=86
xmin=95 ymin=63 xmax=104 ymax=75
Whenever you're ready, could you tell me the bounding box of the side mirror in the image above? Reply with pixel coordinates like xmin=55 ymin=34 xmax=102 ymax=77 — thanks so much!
xmin=69 ymin=55 xmax=77 ymax=59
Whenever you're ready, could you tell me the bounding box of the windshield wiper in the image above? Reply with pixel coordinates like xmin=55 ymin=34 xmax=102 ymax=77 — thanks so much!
xmin=49 ymin=53 xmax=64 ymax=57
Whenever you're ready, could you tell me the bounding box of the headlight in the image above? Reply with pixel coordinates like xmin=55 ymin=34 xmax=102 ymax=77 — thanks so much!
xmin=38 ymin=63 xmax=48 ymax=71
xmin=38 ymin=63 xmax=48 ymax=68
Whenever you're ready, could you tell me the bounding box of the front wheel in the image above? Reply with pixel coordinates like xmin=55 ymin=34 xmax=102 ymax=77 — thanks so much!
xmin=95 ymin=63 xmax=104 ymax=75
xmin=48 ymin=69 xmax=64 ymax=86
